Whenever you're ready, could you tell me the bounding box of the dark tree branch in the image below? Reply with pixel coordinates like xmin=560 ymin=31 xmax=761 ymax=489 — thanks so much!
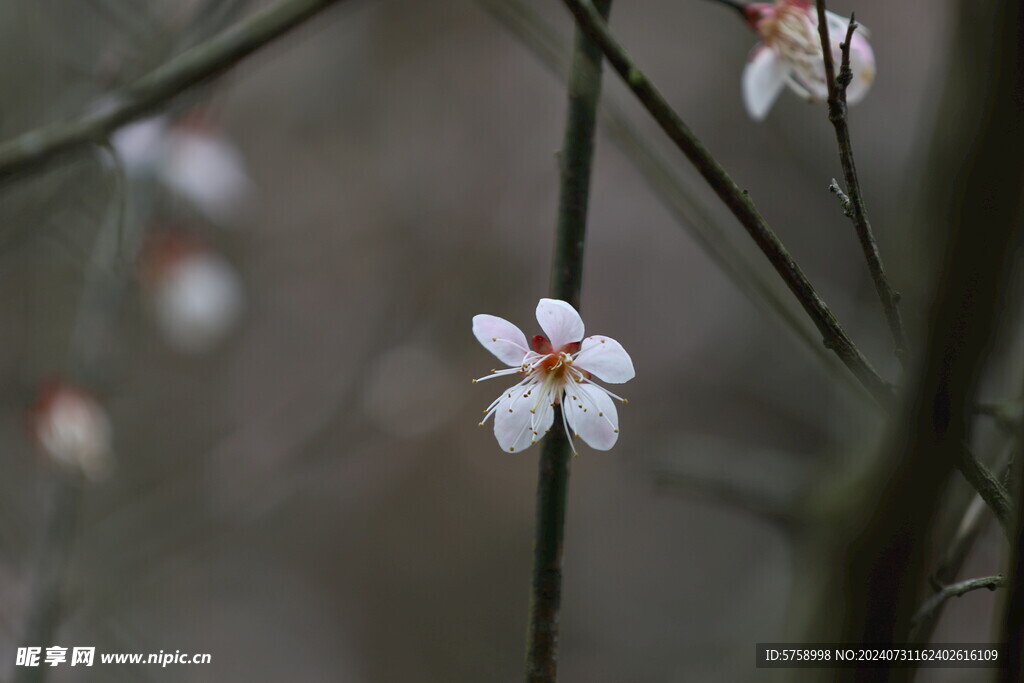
xmin=475 ymin=0 xmax=869 ymax=402
xmin=0 ymin=0 xmax=346 ymax=186
xmin=911 ymin=575 xmax=1005 ymax=630
xmin=815 ymin=2 xmax=908 ymax=363
xmin=556 ymin=0 xmax=1014 ymax=548
xmin=526 ymin=2 xmax=612 ymax=681
xmin=556 ymin=0 xmax=892 ymax=405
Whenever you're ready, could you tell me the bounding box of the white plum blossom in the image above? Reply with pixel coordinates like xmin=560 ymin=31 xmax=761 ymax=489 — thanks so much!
xmin=473 ymin=299 xmax=635 ymax=454
xmin=725 ymin=0 xmax=875 ymax=121
xmin=30 ymin=380 xmax=113 ymax=481
xmin=138 ymin=229 xmax=244 ymax=354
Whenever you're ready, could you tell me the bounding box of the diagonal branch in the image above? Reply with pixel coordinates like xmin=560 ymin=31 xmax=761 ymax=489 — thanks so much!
xmin=815 ymin=2 xmax=908 ymax=363
xmin=556 ymin=0 xmax=1014 ymax=541
xmin=475 ymin=0 xmax=870 ymax=403
xmin=0 ymin=0 xmax=347 ymax=186
xmin=911 ymin=575 xmax=1005 ymax=630
xmin=557 ymin=0 xmax=891 ymax=404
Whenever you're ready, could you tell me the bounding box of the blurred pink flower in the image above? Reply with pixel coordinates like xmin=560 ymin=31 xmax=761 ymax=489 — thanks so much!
xmin=472 ymin=299 xmax=634 ymax=454
xmin=730 ymin=0 xmax=875 ymax=120
xmin=29 ymin=380 xmax=113 ymax=481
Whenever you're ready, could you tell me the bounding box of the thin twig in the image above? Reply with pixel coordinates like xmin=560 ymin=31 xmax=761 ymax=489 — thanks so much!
xmin=0 ymin=0 xmax=346 ymax=186
xmin=526 ymin=2 xmax=611 ymax=682
xmin=976 ymin=398 xmax=1024 ymax=433
xmin=911 ymin=575 xmax=1005 ymax=629
xmin=910 ymin=430 xmax=1015 ymax=644
xmin=555 ymin=0 xmax=1015 ymax=528
xmin=815 ymin=2 xmax=908 ymax=363
xmin=910 ymin=477 xmax=998 ymax=643
xmin=557 ymin=0 xmax=892 ymax=404
xmin=957 ymin=443 xmax=1014 ymax=537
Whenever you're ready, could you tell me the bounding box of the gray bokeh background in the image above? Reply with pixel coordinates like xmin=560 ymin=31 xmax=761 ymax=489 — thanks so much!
xmin=0 ymin=1 xmax=1009 ymax=681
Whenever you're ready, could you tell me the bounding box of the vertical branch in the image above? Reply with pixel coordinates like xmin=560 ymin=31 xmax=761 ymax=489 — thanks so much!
xmin=525 ymin=2 xmax=611 ymax=681
xmin=815 ymin=1 xmax=908 ymax=362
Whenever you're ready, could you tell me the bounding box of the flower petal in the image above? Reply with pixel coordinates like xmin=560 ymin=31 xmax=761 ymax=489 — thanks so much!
xmin=473 ymin=314 xmax=530 ymax=367
xmin=574 ymin=336 xmax=635 ymax=384
xmin=742 ymin=46 xmax=788 ymax=121
xmin=824 ymin=10 xmax=849 ymax=38
xmin=493 ymin=383 xmax=554 ymax=453
xmin=563 ymin=382 xmax=619 ymax=451
xmin=536 ymin=299 xmax=584 ymax=350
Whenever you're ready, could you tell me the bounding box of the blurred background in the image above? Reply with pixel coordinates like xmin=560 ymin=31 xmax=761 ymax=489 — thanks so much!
xmin=0 ymin=0 xmax=1015 ymax=680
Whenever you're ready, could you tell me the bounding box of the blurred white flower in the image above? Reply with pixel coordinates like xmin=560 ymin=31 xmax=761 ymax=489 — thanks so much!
xmin=30 ymin=380 xmax=113 ymax=481
xmin=139 ymin=230 xmax=244 ymax=354
xmin=112 ymin=111 xmax=252 ymax=224
xmin=718 ymin=0 xmax=875 ymax=121
xmin=161 ymin=121 xmax=252 ymax=224
xmin=110 ymin=115 xmax=169 ymax=171
xmin=472 ymin=299 xmax=635 ymax=454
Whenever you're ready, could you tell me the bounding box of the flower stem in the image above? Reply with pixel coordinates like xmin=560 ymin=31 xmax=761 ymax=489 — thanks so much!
xmin=526 ymin=2 xmax=611 ymax=681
